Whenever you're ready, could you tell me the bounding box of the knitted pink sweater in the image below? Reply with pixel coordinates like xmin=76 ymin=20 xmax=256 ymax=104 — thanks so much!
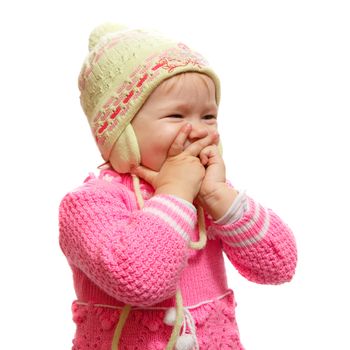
xmin=59 ymin=169 xmax=297 ymax=350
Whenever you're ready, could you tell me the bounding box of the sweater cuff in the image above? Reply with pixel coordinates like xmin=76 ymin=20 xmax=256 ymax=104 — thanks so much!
xmin=142 ymin=194 xmax=197 ymax=242
xmin=214 ymin=190 xmax=248 ymax=225
xmin=213 ymin=197 xmax=270 ymax=248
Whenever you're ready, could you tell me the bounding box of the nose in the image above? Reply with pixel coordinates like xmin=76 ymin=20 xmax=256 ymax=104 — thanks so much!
xmin=187 ymin=121 xmax=209 ymax=142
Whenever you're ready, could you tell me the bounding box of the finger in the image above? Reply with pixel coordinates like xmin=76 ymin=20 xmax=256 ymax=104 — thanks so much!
xmin=199 ymin=152 xmax=209 ymax=166
xmin=168 ymin=123 xmax=192 ymax=157
xmin=201 ymin=144 xmax=220 ymax=157
xmin=199 ymin=145 xmax=217 ymax=166
xmin=132 ymin=165 xmax=158 ymax=186
xmin=184 ymin=132 xmax=219 ymax=157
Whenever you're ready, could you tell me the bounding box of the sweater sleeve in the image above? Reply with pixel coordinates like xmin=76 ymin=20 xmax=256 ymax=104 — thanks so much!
xmin=59 ymin=178 xmax=196 ymax=306
xmin=207 ymin=196 xmax=297 ymax=285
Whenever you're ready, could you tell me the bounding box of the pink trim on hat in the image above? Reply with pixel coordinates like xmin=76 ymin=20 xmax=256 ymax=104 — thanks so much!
xmin=92 ymin=44 xmax=208 ymax=146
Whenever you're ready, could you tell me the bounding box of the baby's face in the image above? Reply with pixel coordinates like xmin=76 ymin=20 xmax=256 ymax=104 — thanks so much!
xmin=131 ymin=72 xmax=218 ymax=171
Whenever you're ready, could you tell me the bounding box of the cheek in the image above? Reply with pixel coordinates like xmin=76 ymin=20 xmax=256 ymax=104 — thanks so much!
xmin=139 ymin=124 xmax=182 ymax=169
xmin=208 ymin=122 xmax=218 ymax=132
xmin=160 ymin=124 xmax=181 ymax=146
xmin=151 ymin=125 xmax=180 ymax=156
xmin=207 ymin=123 xmax=219 ymax=142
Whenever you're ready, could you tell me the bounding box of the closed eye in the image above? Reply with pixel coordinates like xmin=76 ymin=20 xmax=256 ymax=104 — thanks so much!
xmin=202 ymin=115 xmax=217 ymax=120
xmin=166 ymin=114 xmax=183 ymax=119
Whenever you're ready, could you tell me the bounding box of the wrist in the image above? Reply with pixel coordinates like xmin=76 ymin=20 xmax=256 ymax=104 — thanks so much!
xmin=200 ymin=184 xmax=238 ymax=221
xmin=155 ymin=185 xmax=194 ymax=203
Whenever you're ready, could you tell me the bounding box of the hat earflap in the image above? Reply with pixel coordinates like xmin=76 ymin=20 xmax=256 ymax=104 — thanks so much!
xmin=109 ymin=124 xmax=141 ymax=173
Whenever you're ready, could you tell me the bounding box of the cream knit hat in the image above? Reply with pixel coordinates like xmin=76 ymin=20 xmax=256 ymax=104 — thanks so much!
xmin=78 ymin=23 xmax=221 ymax=173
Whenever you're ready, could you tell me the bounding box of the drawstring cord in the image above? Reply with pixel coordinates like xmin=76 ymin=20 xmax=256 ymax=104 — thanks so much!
xmin=111 ymin=174 xmax=207 ymax=350
xmin=189 ymin=204 xmax=206 ymax=250
xmin=111 ymin=305 xmax=131 ymax=350
xmin=131 ymin=174 xmax=145 ymax=208
xmin=165 ymin=290 xmax=184 ymax=350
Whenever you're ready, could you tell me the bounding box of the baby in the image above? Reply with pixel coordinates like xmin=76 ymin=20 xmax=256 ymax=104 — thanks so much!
xmin=59 ymin=23 xmax=297 ymax=350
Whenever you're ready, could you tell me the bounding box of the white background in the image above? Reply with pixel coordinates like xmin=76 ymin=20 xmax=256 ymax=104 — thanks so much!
xmin=1 ymin=1 xmax=349 ymax=349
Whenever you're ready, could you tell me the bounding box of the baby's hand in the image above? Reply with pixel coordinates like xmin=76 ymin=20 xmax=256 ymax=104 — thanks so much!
xmin=132 ymin=124 xmax=218 ymax=203
xmin=199 ymin=143 xmax=226 ymax=185
xmin=196 ymin=142 xmax=238 ymax=220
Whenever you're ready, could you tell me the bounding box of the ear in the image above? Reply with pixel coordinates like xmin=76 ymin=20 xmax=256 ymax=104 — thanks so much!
xmin=109 ymin=124 xmax=141 ymax=173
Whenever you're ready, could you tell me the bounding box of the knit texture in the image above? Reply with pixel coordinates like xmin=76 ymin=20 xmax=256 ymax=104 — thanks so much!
xmin=78 ymin=23 xmax=220 ymax=170
xmin=59 ymin=169 xmax=297 ymax=349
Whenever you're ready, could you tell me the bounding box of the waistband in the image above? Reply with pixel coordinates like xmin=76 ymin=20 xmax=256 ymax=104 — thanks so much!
xmin=74 ymin=289 xmax=233 ymax=311
xmin=75 ymin=289 xmax=233 ymax=350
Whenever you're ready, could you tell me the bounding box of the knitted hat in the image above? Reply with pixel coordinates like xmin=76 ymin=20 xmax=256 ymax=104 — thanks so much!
xmin=78 ymin=23 xmax=221 ymax=173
